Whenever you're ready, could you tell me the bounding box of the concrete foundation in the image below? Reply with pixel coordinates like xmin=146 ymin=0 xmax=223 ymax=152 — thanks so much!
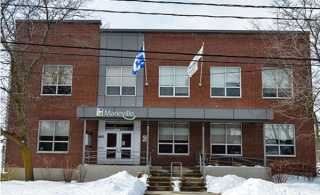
xmin=78 ymin=165 xmax=149 ymax=182
xmin=10 ymin=168 xmax=78 ymax=181
xmin=204 ymin=166 xmax=270 ymax=181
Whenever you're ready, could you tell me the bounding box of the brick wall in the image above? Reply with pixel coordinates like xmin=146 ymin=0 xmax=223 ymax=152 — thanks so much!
xmin=140 ymin=32 xmax=316 ymax=165
xmin=5 ymin=22 xmax=100 ymax=168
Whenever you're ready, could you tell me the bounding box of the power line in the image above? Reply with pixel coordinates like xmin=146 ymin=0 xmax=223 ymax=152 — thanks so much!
xmin=2 ymin=49 xmax=317 ymax=70
xmin=3 ymin=3 xmax=317 ymax=21
xmin=114 ymin=0 xmax=320 ymax=10
xmin=3 ymin=41 xmax=318 ymax=62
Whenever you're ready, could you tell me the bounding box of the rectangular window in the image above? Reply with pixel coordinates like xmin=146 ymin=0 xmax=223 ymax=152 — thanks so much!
xmin=106 ymin=66 xmax=136 ymax=96
xmin=265 ymin=124 xmax=295 ymax=156
xmin=85 ymin=131 xmax=92 ymax=147
xmin=159 ymin=66 xmax=189 ymax=97
xmin=158 ymin=123 xmax=189 ymax=155
xmin=211 ymin=124 xmax=242 ymax=155
xmin=210 ymin=67 xmax=241 ymax=97
xmin=38 ymin=121 xmax=70 ymax=152
xmin=41 ymin=65 xmax=73 ymax=95
xmin=262 ymin=68 xmax=292 ymax=98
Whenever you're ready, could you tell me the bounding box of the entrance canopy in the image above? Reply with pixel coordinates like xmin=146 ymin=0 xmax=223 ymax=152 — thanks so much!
xmin=77 ymin=106 xmax=273 ymax=123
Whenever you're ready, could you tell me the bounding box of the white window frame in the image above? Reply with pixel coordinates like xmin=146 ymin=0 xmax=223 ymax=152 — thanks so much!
xmin=159 ymin=66 xmax=190 ymax=97
xmin=105 ymin=66 xmax=136 ymax=96
xmin=210 ymin=123 xmax=242 ymax=156
xmin=158 ymin=123 xmax=189 ymax=155
xmin=264 ymin=124 xmax=296 ymax=157
xmin=210 ymin=67 xmax=241 ymax=98
xmin=41 ymin=65 xmax=73 ymax=96
xmin=262 ymin=68 xmax=293 ymax=98
xmin=37 ymin=120 xmax=70 ymax=153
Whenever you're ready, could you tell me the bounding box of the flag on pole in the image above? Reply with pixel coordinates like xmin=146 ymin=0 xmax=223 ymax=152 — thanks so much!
xmin=187 ymin=45 xmax=204 ymax=77
xmin=132 ymin=45 xmax=145 ymax=75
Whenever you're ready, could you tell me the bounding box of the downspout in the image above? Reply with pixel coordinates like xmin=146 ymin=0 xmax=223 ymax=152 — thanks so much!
xmin=82 ymin=120 xmax=87 ymax=165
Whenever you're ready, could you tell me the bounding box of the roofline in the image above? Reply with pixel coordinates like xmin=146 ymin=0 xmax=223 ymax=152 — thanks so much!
xmin=16 ymin=20 xmax=101 ymax=24
xmin=100 ymin=28 xmax=308 ymax=34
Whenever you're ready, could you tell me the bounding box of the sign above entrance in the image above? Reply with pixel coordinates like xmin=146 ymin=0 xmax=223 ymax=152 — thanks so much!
xmin=96 ymin=108 xmax=136 ymax=120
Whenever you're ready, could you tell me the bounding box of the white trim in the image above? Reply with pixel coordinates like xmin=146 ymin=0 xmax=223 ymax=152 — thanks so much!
xmin=37 ymin=120 xmax=70 ymax=153
xmin=158 ymin=122 xmax=190 ymax=155
xmin=210 ymin=67 xmax=241 ymax=98
xmin=159 ymin=66 xmax=190 ymax=98
xmin=264 ymin=124 xmax=296 ymax=156
xmin=41 ymin=65 xmax=73 ymax=96
xmin=105 ymin=66 xmax=137 ymax=96
xmin=210 ymin=123 xmax=243 ymax=156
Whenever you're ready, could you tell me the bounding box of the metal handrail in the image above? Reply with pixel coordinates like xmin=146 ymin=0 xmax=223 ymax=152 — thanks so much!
xmin=85 ymin=150 xmax=151 ymax=165
xmin=171 ymin=162 xmax=182 ymax=188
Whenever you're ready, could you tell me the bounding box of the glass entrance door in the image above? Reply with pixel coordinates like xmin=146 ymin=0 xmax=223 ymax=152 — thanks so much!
xmin=105 ymin=131 xmax=133 ymax=164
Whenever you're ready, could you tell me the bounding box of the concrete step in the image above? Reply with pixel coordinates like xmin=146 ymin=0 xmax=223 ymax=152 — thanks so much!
xmin=180 ymin=186 xmax=207 ymax=192
xmin=151 ymin=166 xmax=200 ymax=171
xmin=182 ymin=182 xmax=205 ymax=187
xmin=150 ymin=169 xmax=200 ymax=173
xmin=149 ymin=176 xmax=171 ymax=182
xmin=150 ymin=172 xmax=202 ymax=177
xmin=182 ymin=177 xmax=204 ymax=183
xmin=148 ymin=181 xmax=172 ymax=187
xmin=147 ymin=186 xmax=173 ymax=191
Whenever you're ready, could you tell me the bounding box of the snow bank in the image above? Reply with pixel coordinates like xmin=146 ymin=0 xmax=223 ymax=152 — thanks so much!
xmin=1 ymin=171 xmax=147 ymax=195
xmin=207 ymin=174 xmax=320 ymax=195
xmin=206 ymin=175 xmax=246 ymax=194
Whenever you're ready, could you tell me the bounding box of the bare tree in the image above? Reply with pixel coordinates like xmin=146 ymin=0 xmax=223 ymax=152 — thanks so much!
xmin=0 ymin=0 xmax=90 ymax=181
xmin=251 ymin=0 xmax=320 ymax=142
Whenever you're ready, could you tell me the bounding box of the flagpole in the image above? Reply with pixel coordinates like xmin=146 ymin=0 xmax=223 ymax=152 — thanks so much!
xmin=199 ymin=42 xmax=204 ymax=86
xmin=144 ymin=41 xmax=148 ymax=86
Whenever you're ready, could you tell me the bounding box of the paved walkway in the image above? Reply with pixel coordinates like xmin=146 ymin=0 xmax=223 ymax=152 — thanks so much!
xmin=145 ymin=191 xmax=218 ymax=195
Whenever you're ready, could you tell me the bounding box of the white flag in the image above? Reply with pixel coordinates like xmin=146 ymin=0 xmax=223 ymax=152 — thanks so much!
xmin=187 ymin=45 xmax=204 ymax=77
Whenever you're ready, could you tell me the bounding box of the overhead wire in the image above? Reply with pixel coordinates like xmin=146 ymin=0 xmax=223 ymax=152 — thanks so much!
xmin=2 ymin=3 xmax=317 ymax=21
xmin=2 ymin=41 xmax=318 ymax=63
xmin=114 ymin=0 xmax=320 ymax=10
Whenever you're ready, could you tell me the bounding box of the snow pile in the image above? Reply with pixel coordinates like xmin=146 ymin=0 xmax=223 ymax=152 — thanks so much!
xmin=207 ymin=174 xmax=320 ymax=195
xmin=1 ymin=171 xmax=147 ymax=195
xmin=206 ymin=175 xmax=246 ymax=194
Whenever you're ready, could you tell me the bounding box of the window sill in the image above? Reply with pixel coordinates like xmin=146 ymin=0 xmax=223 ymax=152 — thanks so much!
xmin=105 ymin=95 xmax=136 ymax=97
xmin=159 ymin=96 xmax=190 ymax=98
xmin=266 ymin=155 xmax=296 ymax=157
xmin=211 ymin=154 xmax=243 ymax=156
xmin=158 ymin=153 xmax=189 ymax=156
xmin=210 ymin=96 xmax=241 ymax=99
xmin=37 ymin=151 xmax=68 ymax=154
xmin=41 ymin=94 xmax=71 ymax=96
xmin=262 ymin=97 xmax=292 ymax=99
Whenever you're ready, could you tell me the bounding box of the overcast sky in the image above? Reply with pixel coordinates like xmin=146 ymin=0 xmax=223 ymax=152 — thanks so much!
xmin=88 ymin=0 xmax=274 ymax=30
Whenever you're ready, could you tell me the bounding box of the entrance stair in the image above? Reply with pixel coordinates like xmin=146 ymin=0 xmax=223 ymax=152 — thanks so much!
xmin=147 ymin=166 xmax=206 ymax=192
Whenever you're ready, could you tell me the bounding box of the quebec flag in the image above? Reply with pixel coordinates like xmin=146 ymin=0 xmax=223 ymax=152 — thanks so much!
xmin=132 ymin=45 xmax=145 ymax=75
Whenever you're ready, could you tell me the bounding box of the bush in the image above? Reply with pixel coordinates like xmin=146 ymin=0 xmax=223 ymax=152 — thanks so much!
xmin=1 ymin=164 xmax=20 ymax=181
xmin=60 ymin=159 xmax=77 ymax=183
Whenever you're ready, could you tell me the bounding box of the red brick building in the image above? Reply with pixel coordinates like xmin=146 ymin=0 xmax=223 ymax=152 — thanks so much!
xmin=5 ymin=21 xmax=316 ymax=170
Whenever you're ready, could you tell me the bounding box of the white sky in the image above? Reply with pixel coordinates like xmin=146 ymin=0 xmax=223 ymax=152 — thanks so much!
xmin=88 ymin=0 xmax=274 ymax=30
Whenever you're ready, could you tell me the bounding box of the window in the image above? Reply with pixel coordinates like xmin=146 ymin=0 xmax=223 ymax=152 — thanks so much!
xmin=106 ymin=66 xmax=136 ymax=96
xmin=158 ymin=123 xmax=189 ymax=155
xmin=265 ymin=124 xmax=295 ymax=156
xmin=262 ymin=68 xmax=292 ymax=98
xmin=85 ymin=131 xmax=92 ymax=147
xmin=41 ymin=65 xmax=73 ymax=95
xmin=211 ymin=124 xmax=242 ymax=155
xmin=38 ymin=121 xmax=70 ymax=152
xmin=210 ymin=67 xmax=241 ymax=97
xmin=159 ymin=66 xmax=189 ymax=97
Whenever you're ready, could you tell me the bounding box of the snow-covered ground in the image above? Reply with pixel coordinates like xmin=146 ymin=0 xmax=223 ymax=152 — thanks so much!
xmin=1 ymin=167 xmax=320 ymax=195
xmin=1 ymin=171 xmax=147 ymax=195
xmin=207 ymin=174 xmax=320 ymax=195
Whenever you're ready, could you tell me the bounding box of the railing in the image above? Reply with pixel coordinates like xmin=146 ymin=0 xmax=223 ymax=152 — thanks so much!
xmin=197 ymin=153 xmax=273 ymax=167
xmin=171 ymin=162 xmax=182 ymax=188
xmin=198 ymin=154 xmax=206 ymax=183
xmin=85 ymin=150 xmax=151 ymax=166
